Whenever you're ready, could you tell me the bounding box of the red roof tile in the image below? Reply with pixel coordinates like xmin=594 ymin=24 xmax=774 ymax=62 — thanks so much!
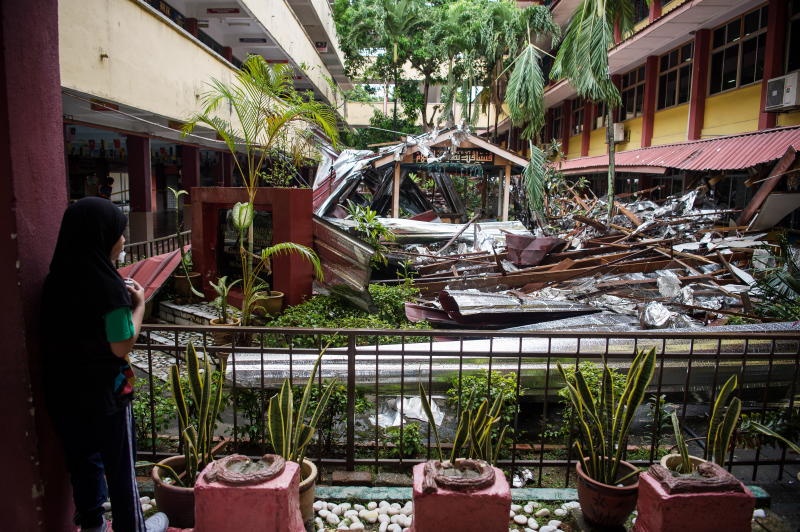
xmin=557 ymin=126 xmax=800 ymax=174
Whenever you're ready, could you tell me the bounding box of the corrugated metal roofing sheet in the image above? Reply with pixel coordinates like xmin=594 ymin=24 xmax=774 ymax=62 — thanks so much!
xmin=558 ymin=125 xmax=800 ymax=173
xmin=117 ymin=246 xmax=188 ymax=302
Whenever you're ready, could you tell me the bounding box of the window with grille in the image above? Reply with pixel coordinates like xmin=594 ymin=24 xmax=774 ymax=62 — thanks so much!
xmin=551 ymin=106 xmax=563 ymax=140
xmin=571 ymin=99 xmax=584 ymax=135
xmin=633 ymin=0 xmax=649 ymax=23
xmin=657 ymin=42 xmax=693 ymax=110
xmin=709 ymin=5 xmax=768 ymax=95
xmin=594 ymin=101 xmax=608 ymax=130
xmin=620 ymin=65 xmax=646 ymax=120
xmin=787 ymin=0 xmax=800 ymax=73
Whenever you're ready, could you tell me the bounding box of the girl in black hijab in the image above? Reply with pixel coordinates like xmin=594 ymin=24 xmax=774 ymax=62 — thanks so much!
xmin=42 ymin=197 xmax=167 ymax=532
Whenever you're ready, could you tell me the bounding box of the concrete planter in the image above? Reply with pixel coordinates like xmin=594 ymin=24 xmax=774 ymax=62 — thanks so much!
xmin=253 ymin=290 xmax=284 ymax=317
xmin=174 ymin=271 xmax=201 ymax=300
xmin=575 ymin=459 xmax=640 ymax=528
xmin=659 ymin=453 xmax=706 ymax=472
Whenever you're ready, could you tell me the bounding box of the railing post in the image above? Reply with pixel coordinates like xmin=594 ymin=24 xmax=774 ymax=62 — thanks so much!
xmin=346 ymin=334 xmax=357 ymax=471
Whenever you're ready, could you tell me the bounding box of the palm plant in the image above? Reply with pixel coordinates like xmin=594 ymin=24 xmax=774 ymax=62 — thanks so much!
xmin=551 ymin=0 xmax=640 ymax=221
xmin=182 ymin=56 xmax=337 ymax=325
xmin=557 ymin=347 xmax=657 ymax=485
xmin=209 ymin=275 xmax=240 ymax=324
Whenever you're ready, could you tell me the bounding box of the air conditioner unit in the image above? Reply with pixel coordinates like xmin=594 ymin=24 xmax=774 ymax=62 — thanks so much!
xmin=765 ymin=71 xmax=800 ymax=111
xmin=610 ymin=122 xmax=627 ymax=143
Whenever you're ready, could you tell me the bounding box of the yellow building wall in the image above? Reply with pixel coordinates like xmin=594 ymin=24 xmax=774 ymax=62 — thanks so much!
xmin=777 ymin=110 xmax=800 ymax=127
xmin=651 ymin=104 xmax=689 ymax=146
xmin=701 ymin=84 xmax=762 ymax=137
xmin=567 ymin=134 xmax=582 ymax=158
xmin=587 ymin=128 xmax=607 ymax=156
xmin=616 ymin=116 xmax=643 ymax=152
xmin=662 ymin=0 xmax=689 ymax=16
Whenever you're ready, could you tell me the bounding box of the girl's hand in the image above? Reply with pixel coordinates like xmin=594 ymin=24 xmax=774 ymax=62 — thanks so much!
xmin=126 ymin=278 xmax=145 ymax=307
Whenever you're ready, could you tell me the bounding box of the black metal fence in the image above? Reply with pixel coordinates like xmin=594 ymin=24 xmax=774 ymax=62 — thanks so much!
xmin=133 ymin=325 xmax=800 ymax=485
xmin=123 ymin=231 xmax=190 ymax=264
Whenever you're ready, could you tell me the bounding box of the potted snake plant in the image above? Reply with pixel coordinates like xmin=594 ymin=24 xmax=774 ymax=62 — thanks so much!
xmin=149 ymin=342 xmax=227 ymax=528
xmin=208 ymin=275 xmax=241 ymax=345
xmin=558 ymin=347 xmax=657 ymax=528
xmin=266 ymin=349 xmax=336 ymax=523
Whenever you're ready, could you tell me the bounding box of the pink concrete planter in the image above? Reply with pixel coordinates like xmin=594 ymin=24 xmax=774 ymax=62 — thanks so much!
xmin=194 ymin=459 xmax=305 ymax=532
xmin=410 ymin=462 xmax=511 ymax=532
xmin=633 ymin=469 xmax=755 ymax=532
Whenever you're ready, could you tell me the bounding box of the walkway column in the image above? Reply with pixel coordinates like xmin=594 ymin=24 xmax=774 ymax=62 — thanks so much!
xmin=222 ymin=152 xmax=234 ymax=187
xmin=560 ymin=100 xmax=571 ymax=157
xmin=581 ymin=100 xmax=593 ymax=156
xmin=181 ymin=145 xmax=199 ymax=230
xmin=0 ymin=0 xmax=73 ymax=529
xmin=758 ymin=0 xmax=787 ymax=130
xmin=392 ymin=162 xmax=401 ymax=218
xmin=127 ymin=134 xmax=154 ymax=242
xmin=640 ymin=55 xmax=658 ymax=147
xmin=688 ymin=29 xmax=710 ymax=140
xmin=501 ymin=164 xmax=511 ymax=221
xmin=648 ymin=0 xmax=662 ymax=22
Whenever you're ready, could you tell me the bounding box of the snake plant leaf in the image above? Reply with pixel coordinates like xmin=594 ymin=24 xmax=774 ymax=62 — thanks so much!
xmin=267 ymin=394 xmax=286 ymax=458
xmin=277 ymin=380 xmax=294 ymax=457
xmin=232 ymin=201 xmax=255 ymax=232
xmin=296 ymin=349 xmax=327 ymax=444
xmin=197 ymin=354 xmax=211 ymax=456
xmin=671 ymin=412 xmax=692 ymax=473
xmin=492 ymin=425 xmax=509 ymax=466
xmin=170 ymin=365 xmax=189 ymax=431
xmin=418 ymin=383 xmax=443 ymax=461
xmin=712 ymin=396 xmax=741 ymax=466
xmin=307 ymin=379 xmax=337 ymax=433
xmin=707 ymin=375 xmax=738 ymax=461
xmin=450 ymin=413 xmax=469 ymax=462
xmin=186 ymin=342 xmax=203 ymax=406
xmin=294 ymin=424 xmax=315 ymax=457
xmin=749 ymin=421 xmax=800 ymax=454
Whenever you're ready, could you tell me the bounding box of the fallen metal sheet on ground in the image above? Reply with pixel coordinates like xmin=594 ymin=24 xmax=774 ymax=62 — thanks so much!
xmin=503 ymin=311 xmax=640 ymax=332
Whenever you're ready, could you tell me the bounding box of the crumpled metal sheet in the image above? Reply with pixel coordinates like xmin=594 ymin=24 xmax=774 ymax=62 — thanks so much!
xmin=374 ymin=395 xmax=444 ymax=427
xmin=657 ymin=270 xmax=682 ymax=299
xmin=505 ymin=235 xmax=566 ymax=267
xmin=640 ymin=301 xmax=673 ymax=328
xmin=505 ymin=311 xmax=640 ymax=332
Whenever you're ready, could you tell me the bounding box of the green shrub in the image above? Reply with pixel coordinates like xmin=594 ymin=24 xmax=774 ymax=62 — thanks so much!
xmin=447 ymin=370 xmax=523 ymax=430
xmin=383 ymin=422 xmax=423 ymax=459
xmin=132 ymin=377 xmax=174 ymax=446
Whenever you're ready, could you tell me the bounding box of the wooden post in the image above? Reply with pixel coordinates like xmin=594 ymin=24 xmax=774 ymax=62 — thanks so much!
xmin=392 ymin=162 xmax=401 ymax=218
xmin=502 ymin=164 xmax=511 ymax=222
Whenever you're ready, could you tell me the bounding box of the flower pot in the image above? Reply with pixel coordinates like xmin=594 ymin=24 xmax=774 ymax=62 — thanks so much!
xmin=298 ymin=458 xmax=317 ymax=524
xmin=209 ymin=316 xmax=241 ymax=345
xmin=174 ymin=272 xmax=201 ymax=299
xmin=575 ymin=459 xmax=639 ymax=528
xmin=660 ymin=453 xmax=706 ymax=473
xmin=253 ymin=290 xmax=284 ymax=317
xmin=152 ymin=455 xmax=195 ymax=528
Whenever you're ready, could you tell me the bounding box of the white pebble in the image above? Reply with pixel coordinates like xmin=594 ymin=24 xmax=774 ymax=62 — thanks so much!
xmin=554 ymin=508 xmax=567 ymax=517
xmin=341 ymin=503 xmax=352 ymax=510
xmin=539 ymin=527 xmax=557 ymax=532
xmin=402 ymin=501 xmax=413 ymax=515
xmin=527 ymin=519 xmax=539 ymax=530
xmin=547 ymin=520 xmax=562 ymax=528
xmin=141 ymin=504 xmax=152 ymax=513
xmin=354 ymin=504 xmax=365 ymax=512
xmin=378 ymin=522 xmax=388 ymax=532
xmin=318 ymin=509 xmax=330 ymax=519
xmin=139 ymin=496 xmax=151 ymax=504
xmin=333 ymin=505 xmax=344 ymax=516
xmin=753 ymin=509 xmax=767 ymax=518
xmin=391 ymin=514 xmax=402 ymax=524
xmin=534 ymin=508 xmax=550 ymax=518
xmin=388 ymin=524 xmax=402 ymax=532
xmin=378 ymin=513 xmax=391 ymax=524
xmin=514 ymin=514 xmax=528 ymax=525
xmin=525 ymin=528 xmax=537 ymax=532
xmin=523 ymin=504 xmax=534 ymax=514
xmin=402 ymin=529 xmax=410 ymax=532
xmin=530 ymin=501 xmax=540 ymax=508
xmin=313 ymin=501 xmax=325 ymax=511
xmin=150 ymin=500 xmax=156 ymax=508
xmin=337 ymin=523 xmax=349 ymax=531
xmin=511 ymin=504 xmax=522 ymax=512
xmin=344 ymin=509 xmax=359 ymax=519
xmin=368 ymin=502 xmax=378 ymax=510
xmin=102 ymin=502 xmax=112 ymax=511
xmin=315 ymin=517 xmax=324 ymax=528
xmin=326 ymin=513 xmax=341 ymax=525
xmin=350 ymin=522 xmax=365 ymax=530
xmin=561 ymin=501 xmax=580 ymax=510
xmin=363 ymin=510 xmax=379 ymax=523
xmin=379 ymin=500 xmax=390 ymax=508
xmin=510 ymin=510 xmax=516 ymax=518
xmin=328 ymin=502 xmax=338 ymax=511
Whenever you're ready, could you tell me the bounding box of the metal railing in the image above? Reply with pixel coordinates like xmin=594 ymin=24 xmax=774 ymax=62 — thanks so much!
xmin=133 ymin=325 xmax=800 ymax=485
xmin=123 ymin=231 xmax=190 ymax=264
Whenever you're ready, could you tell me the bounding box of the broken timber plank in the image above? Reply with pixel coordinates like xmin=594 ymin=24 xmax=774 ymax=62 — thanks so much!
xmin=614 ymin=201 xmax=643 ymax=226
xmin=573 ymin=215 xmax=607 ymax=232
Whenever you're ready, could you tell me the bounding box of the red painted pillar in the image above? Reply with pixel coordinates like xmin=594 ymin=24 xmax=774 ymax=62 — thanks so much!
xmin=222 ymin=152 xmax=234 ymax=187
xmin=0 ymin=0 xmax=74 ymax=530
xmin=561 ymin=100 xmax=572 ymax=156
xmin=614 ymin=18 xmax=622 ymax=44
xmin=544 ymin=108 xmax=553 ymax=143
xmin=688 ymin=29 xmax=710 ymax=140
xmin=181 ymin=145 xmax=200 ymax=199
xmin=127 ymin=135 xmax=154 ymax=241
xmin=648 ymin=0 xmax=662 ymax=22
xmin=759 ymin=0 xmax=787 ymax=130
xmin=184 ymin=17 xmax=199 ymax=38
xmin=222 ymin=46 xmax=233 ymax=63
xmin=581 ymin=101 xmax=593 ymax=156
xmin=640 ymin=56 xmax=658 ymax=147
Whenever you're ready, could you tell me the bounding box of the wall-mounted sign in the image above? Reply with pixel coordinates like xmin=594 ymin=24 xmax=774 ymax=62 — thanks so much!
xmin=413 ymin=147 xmax=494 ymax=164
xmin=207 ymin=7 xmax=240 ymax=14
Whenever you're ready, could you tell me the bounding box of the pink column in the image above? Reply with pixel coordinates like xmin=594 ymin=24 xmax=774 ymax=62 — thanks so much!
xmin=758 ymin=0 xmax=787 ymax=130
xmin=561 ymin=100 xmax=572 ymax=157
xmin=640 ymin=56 xmax=658 ymax=148
xmin=180 ymin=145 xmax=200 ymax=200
xmin=127 ymin=135 xmax=154 ymax=241
xmin=687 ymin=29 xmax=710 ymax=140
xmin=0 ymin=0 xmax=74 ymax=530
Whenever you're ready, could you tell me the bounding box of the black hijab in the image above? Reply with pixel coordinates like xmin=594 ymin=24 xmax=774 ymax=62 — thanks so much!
xmin=43 ymin=197 xmax=131 ymax=323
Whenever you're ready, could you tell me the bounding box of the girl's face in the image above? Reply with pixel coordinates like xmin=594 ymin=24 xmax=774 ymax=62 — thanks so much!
xmin=110 ymin=234 xmax=125 ymax=261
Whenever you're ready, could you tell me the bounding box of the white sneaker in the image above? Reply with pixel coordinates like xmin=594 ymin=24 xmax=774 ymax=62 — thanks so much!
xmin=145 ymin=512 xmax=169 ymax=532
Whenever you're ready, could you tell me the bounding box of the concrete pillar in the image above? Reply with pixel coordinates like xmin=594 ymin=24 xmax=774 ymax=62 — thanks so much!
xmin=560 ymin=100 xmax=571 ymax=157
xmin=648 ymin=0 xmax=662 ymax=22
xmin=392 ymin=162 xmax=401 ymax=218
xmin=0 ymin=0 xmax=73 ymax=529
xmin=127 ymin=135 xmax=154 ymax=242
xmin=501 ymin=165 xmax=511 ymax=222
xmin=640 ymin=55 xmax=658 ymax=148
xmin=222 ymin=46 xmax=233 ymax=63
xmin=688 ymin=29 xmax=710 ymax=140
xmin=184 ymin=17 xmax=199 ymax=38
xmin=759 ymin=0 xmax=787 ymax=130
xmin=581 ymin=100 xmax=593 ymax=156
xmin=222 ymin=152 xmax=234 ymax=187
xmin=180 ymin=145 xmax=199 ymax=231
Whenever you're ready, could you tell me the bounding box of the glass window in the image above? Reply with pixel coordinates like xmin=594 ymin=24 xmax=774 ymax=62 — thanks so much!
xmin=633 ymin=0 xmax=649 ymax=22
xmin=594 ymin=102 xmax=607 ymax=130
xmin=551 ymin=106 xmax=563 ymax=140
xmin=571 ymin=99 xmax=585 ymax=135
xmin=620 ymin=65 xmax=647 ymax=120
xmin=657 ymin=42 xmax=693 ymax=110
xmin=709 ymin=6 xmax=769 ymax=95
xmin=787 ymin=1 xmax=800 ymax=73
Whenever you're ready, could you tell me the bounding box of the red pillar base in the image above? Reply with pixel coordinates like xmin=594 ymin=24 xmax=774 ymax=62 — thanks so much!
xmin=410 ymin=463 xmax=510 ymax=532
xmin=194 ymin=460 xmax=305 ymax=532
xmin=633 ymin=472 xmax=754 ymax=532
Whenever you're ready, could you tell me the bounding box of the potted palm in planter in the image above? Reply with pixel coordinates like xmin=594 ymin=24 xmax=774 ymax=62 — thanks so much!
xmin=266 ymin=349 xmax=336 ymax=523
xmin=557 ymin=347 xmax=657 ymax=528
xmin=149 ymin=342 xmax=227 ymax=528
xmin=208 ymin=275 xmax=241 ymax=345
xmin=168 ymin=187 xmax=202 ymax=301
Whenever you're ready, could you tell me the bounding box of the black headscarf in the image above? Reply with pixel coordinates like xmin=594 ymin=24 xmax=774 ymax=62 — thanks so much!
xmin=44 ymin=197 xmax=131 ymax=316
